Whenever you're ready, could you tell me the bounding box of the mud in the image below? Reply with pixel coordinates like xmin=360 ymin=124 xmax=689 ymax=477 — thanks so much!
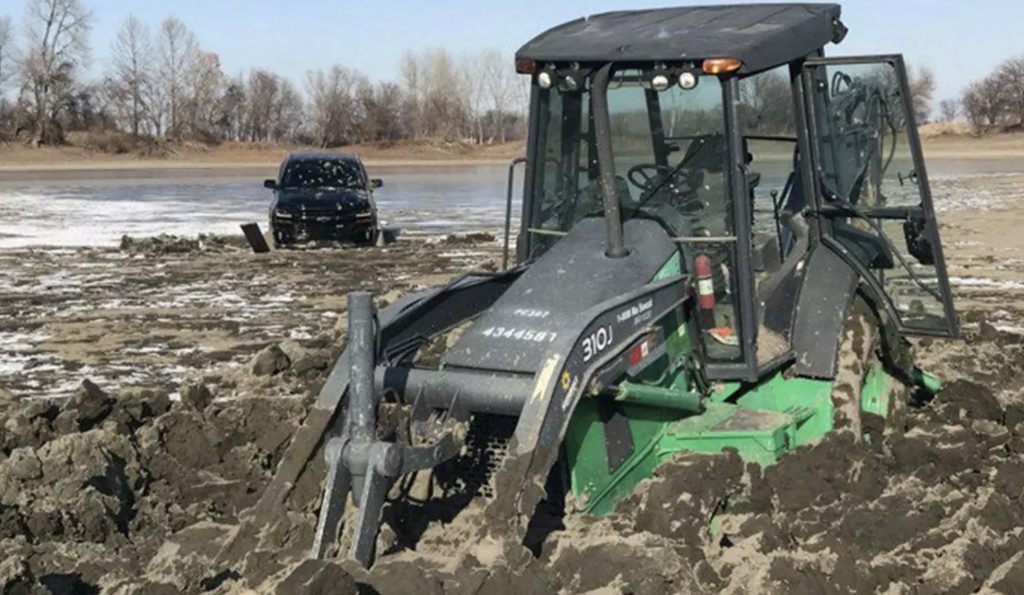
xmin=0 ymin=234 xmax=499 ymax=400
xmin=0 ymin=381 xmax=309 ymax=593
xmin=2 ymin=174 xmax=1024 ymax=593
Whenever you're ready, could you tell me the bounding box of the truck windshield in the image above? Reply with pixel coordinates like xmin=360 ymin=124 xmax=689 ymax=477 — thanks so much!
xmin=528 ymin=68 xmax=743 ymax=363
xmin=282 ymin=158 xmax=364 ymax=190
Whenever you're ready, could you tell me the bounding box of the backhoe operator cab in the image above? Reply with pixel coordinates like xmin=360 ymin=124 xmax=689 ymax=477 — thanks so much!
xmin=513 ymin=3 xmax=957 ymax=381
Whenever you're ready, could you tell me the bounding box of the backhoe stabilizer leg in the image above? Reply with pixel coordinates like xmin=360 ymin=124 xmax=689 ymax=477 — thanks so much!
xmin=309 ymin=291 xmax=382 ymax=562
xmin=309 ymin=290 xmax=466 ymax=568
xmin=310 ymin=438 xmax=352 ymax=559
xmin=348 ymin=445 xmax=398 ymax=566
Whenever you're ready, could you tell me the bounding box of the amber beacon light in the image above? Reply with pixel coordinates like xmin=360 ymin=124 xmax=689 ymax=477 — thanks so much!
xmin=701 ymin=58 xmax=744 ymax=74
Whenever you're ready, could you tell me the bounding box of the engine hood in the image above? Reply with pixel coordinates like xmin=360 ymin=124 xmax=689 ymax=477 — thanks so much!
xmin=442 ymin=218 xmax=678 ymax=375
xmin=275 ymin=187 xmax=371 ymax=211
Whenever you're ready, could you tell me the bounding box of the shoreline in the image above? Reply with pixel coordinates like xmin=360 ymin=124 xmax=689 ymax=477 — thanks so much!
xmin=0 ymin=133 xmax=1021 ymax=181
xmin=3 ymin=155 xmax=1022 ymax=185
xmin=0 ymin=158 xmax=517 ymax=184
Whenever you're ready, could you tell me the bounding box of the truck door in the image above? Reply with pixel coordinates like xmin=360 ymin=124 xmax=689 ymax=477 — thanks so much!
xmin=802 ymin=55 xmax=958 ymax=337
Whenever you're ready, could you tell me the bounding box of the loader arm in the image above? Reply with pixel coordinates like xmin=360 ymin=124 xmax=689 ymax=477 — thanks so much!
xmin=216 ymin=269 xmax=522 ymax=565
xmin=480 ymin=275 xmax=691 ymax=543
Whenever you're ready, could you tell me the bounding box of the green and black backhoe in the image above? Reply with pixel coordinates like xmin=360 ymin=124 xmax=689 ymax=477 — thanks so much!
xmin=237 ymin=3 xmax=959 ymax=567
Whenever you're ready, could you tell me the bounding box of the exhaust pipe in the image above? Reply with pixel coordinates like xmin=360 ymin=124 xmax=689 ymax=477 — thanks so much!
xmin=591 ymin=62 xmax=628 ymax=259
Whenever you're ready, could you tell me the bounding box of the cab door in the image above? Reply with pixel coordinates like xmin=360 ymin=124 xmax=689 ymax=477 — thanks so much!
xmin=802 ymin=55 xmax=958 ymax=337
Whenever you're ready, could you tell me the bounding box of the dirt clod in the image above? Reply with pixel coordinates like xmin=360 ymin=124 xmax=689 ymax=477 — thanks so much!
xmin=57 ymin=379 xmax=114 ymax=433
xmin=251 ymin=345 xmax=291 ymax=376
xmin=179 ymin=383 xmax=214 ymax=411
xmin=441 ymin=232 xmax=496 ymax=245
xmin=275 ymin=559 xmax=358 ymax=595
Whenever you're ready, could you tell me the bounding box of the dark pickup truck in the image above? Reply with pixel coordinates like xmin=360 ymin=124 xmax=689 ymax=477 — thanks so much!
xmin=265 ymin=152 xmax=382 ymax=247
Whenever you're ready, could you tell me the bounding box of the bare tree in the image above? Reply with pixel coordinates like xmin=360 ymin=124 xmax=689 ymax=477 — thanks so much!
xmin=360 ymin=81 xmax=405 ymax=142
xmin=21 ymin=0 xmax=91 ymax=145
xmin=507 ymin=73 xmax=530 ymax=140
xmin=0 ymin=15 xmax=16 ymax=139
xmin=182 ymin=51 xmax=225 ymax=140
xmin=109 ymin=14 xmax=151 ymax=136
xmin=306 ymin=65 xmax=364 ymax=146
xmin=272 ymin=77 xmax=303 ymax=141
xmin=143 ymin=75 xmax=166 ymax=136
xmin=938 ymin=98 xmax=959 ymax=122
xmin=0 ymin=15 xmax=15 ymax=94
xmin=244 ymin=69 xmax=277 ymax=142
xmin=997 ymin=58 xmax=1024 ymax=127
xmin=420 ymin=48 xmax=469 ymax=140
xmin=156 ymin=17 xmax=198 ymax=138
xmin=400 ymin=49 xmax=464 ymax=139
xmin=399 ymin=50 xmax=423 ymax=137
xmin=244 ymin=69 xmax=303 ymax=142
xmin=962 ymin=76 xmax=1005 ymax=134
xmin=215 ymin=74 xmax=246 ymax=141
xmin=459 ymin=52 xmax=487 ymax=143
xmin=482 ymin=49 xmax=516 ymax=143
xmin=907 ymin=64 xmax=935 ymax=123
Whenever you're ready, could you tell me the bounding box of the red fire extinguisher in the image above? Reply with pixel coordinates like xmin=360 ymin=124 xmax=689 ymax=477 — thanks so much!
xmin=694 ymin=253 xmax=716 ymax=330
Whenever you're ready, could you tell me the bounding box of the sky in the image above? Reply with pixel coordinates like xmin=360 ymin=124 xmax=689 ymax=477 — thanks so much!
xmin=4 ymin=0 xmax=1024 ymax=103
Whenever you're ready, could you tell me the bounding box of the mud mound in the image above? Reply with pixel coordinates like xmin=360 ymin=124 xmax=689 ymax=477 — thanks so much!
xmin=440 ymin=232 xmax=497 ymax=246
xmin=119 ymin=233 xmax=247 ymax=255
xmin=0 ymin=380 xmax=308 ymax=594
xmin=350 ymin=341 xmax=1024 ymax=594
xmin=6 ymin=323 xmax=1024 ymax=595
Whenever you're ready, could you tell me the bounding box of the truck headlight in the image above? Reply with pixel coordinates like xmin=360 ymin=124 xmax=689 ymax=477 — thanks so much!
xmin=274 ymin=209 xmax=293 ymax=219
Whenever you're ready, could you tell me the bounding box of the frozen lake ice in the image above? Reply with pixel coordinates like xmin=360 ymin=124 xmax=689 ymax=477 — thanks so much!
xmin=1 ymin=156 xmax=1022 ymax=248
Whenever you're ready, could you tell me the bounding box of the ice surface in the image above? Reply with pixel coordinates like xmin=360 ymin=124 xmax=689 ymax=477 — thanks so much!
xmin=0 ymin=165 xmax=522 ymax=248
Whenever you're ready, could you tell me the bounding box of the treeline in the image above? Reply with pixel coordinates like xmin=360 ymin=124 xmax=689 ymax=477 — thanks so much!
xmin=946 ymin=56 xmax=1024 ymax=135
xmin=0 ymin=0 xmax=528 ymax=148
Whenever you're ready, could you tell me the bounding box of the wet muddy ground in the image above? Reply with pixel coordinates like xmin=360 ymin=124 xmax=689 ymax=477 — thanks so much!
xmin=1 ymin=175 xmax=1024 ymax=594
xmin=0 ymin=233 xmax=501 ymax=400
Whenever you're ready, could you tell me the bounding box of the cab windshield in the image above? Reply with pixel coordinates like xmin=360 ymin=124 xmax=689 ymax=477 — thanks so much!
xmin=528 ymin=70 xmax=728 ymax=245
xmin=528 ymin=68 xmax=743 ymax=363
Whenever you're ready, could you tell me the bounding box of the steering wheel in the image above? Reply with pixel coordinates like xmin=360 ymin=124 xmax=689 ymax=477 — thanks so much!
xmin=628 ymin=164 xmax=681 ymax=192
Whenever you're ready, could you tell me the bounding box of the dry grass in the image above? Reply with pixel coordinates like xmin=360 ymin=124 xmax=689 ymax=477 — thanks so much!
xmin=2 ymin=126 xmax=1023 ymax=171
xmin=919 ymin=121 xmax=973 ymax=138
xmin=0 ymin=134 xmax=525 ymax=169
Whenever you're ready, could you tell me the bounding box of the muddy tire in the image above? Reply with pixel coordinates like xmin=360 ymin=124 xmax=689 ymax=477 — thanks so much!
xmin=886 ymin=376 xmax=910 ymax=435
xmin=831 ymin=297 xmax=880 ymax=440
xmin=272 ymin=226 xmax=294 ymax=248
xmin=357 ymin=227 xmax=378 ymax=246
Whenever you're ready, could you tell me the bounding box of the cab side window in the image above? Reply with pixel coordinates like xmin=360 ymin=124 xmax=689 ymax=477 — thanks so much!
xmin=737 ymin=66 xmax=801 ymax=359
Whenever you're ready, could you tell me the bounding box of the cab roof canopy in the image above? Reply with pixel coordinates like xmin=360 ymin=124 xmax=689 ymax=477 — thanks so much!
xmin=516 ymin=3 xmax=845 ymax=75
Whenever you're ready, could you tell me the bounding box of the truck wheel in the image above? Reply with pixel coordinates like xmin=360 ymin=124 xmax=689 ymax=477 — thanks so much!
xmin=358 ymin=227 xmax=380 ymax=246
xmin=272 ymin=227 xmax=292 ymax=248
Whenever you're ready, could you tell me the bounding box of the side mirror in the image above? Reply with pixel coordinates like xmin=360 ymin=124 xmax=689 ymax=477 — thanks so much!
xmin=263 ymin=179 xmax=277 ymax=190
xmin=370 ymin=178 xmax=383 ymax=189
